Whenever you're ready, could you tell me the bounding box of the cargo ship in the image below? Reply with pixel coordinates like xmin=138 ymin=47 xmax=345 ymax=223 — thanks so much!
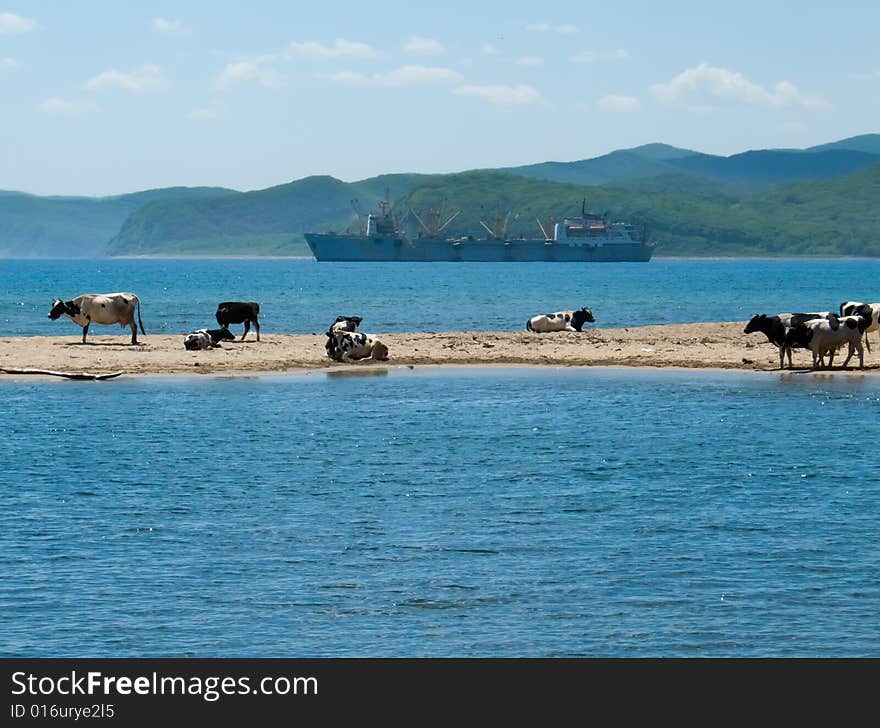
xmin=304 ymin=198 xmax=654 ymax=262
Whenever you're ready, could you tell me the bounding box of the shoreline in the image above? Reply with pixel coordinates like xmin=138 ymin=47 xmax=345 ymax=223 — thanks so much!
xmin=2 ymin=322 xmax=879 ymax=378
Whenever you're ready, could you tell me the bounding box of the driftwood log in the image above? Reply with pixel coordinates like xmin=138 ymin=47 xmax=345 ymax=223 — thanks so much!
xmin=1 ymin=368 xmax=124 ymax=381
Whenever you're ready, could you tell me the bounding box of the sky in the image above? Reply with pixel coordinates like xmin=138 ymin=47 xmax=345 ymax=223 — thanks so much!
xmin=1 ymin=0 xmax=878 ymax=196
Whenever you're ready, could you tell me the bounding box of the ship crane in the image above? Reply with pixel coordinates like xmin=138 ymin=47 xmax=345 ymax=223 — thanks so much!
xmin=479 ymin=206 xmax=513 ymax=240
xmin=411 ymin=204 xmax=461 ymax=237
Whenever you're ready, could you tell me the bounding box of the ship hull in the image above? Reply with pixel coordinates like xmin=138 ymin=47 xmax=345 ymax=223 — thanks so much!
xmin=305 ymin=234 xmax=654 ymax=262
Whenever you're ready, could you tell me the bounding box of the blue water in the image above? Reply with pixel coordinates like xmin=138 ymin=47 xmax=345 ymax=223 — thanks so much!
xmin=2 ymin=367 xmax=879 ymax=657
xmin=4 ymin=257 xmax=880 ymax=335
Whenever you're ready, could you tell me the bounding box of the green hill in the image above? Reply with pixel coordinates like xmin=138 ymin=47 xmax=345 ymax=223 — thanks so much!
xmin=104 ymin=173 xmax=426 ymax=256
xmin=0 ymin=187 xmax=236 ymax=257
xmin=502 ymin=146 xmax=880 ymax=187
xmin=807 ymin=133 xmax=880 ymax=155
xmin=393 ymin=164 xmax=880 ymax=257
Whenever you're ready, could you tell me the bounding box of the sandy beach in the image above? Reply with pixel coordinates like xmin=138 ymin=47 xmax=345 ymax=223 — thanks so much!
xmin=2 ymin=321 xmax=878 ymax=377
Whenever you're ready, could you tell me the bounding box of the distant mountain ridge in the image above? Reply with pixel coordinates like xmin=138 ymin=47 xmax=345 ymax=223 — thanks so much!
xmin=0 ymin=133 xmax=877 ymax=257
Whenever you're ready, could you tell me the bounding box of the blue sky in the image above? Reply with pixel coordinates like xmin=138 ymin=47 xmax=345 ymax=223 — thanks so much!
xmin=1 ymin=0 xmax=877 ymax=195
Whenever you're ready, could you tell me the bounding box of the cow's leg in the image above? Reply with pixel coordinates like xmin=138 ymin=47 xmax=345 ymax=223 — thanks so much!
xmin=130 ymin=319 xmax=138 ymax=345
xmin=840 ymin=344 xmax=853 ymax=368
xmin=864 ymin=334 xmax=871 ymax=353
xmin=241 ymin=320 xmax=250 ymax=341
xmin=81 ymin=323 xmax=89 ymax=344
xmin=254 ymin=318 xmax=260 ymax=342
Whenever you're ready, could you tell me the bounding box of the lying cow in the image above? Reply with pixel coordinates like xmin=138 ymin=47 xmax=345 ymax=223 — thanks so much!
xmin=326 ymin=316 xmax=364 ymax=360
xmin=784 ymin=315 xmax=867 ymax=369
xmin=526 ymin=307 xmax=595 ymax=333
xmin=183 ymin=328 xmax=235 ymax=350
xmin=325 ymin=330 xmax=389 ymax=362
xmin=839 ymin=301 xmax=880 ymax=352
xmin=48 ymin=292 xmax=146 ymax=344
xmin=329 ymin=315 xmax=363 ymax=334
xmin=216 ymin=301 xmax=260 ymax=341
xmin=743 ymin=312 xmax=838 ymax=369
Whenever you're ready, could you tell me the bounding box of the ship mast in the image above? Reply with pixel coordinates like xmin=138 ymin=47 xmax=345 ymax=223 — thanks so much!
xmin=410 ymin=198 xmax=461 ymax=237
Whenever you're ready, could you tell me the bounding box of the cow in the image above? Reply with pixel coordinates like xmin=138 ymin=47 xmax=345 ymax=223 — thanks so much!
xmin=526 ymin=307 xmax=595 ymax=333
xmin=743 ymin=312 xmax=838 ymax=369
xmin=183 ymin=328 xmax=235 ymax=350
xmin=784 ymin=315 xmax=867 ymax=369
xmin=326 ymin=316 xmax=364 ymax=360
xmin=839 ymin=301 xmax=880 ymax=352
xmin=48 ymin=292 xmax=146 ymax=345
xmin=215 ymin=301 xmax=260 ymax=341
xmin=325 ymin=330 xmax=389 ymax=362
xmin=329 ymin=315 xmax=363 ymax=334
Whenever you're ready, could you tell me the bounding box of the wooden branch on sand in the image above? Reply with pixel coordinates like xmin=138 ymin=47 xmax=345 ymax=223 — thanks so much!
xmin=1 ymin=368 xmax=124 ymax=381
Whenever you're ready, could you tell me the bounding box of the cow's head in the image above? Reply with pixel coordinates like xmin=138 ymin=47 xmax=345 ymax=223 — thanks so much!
xmin=571 ymin=307 xmax=596 ymax=331
xmin=47 ymin=299 xmax=79 ymax=320
xmin=743 ymin=314 xmax=766 ymax=334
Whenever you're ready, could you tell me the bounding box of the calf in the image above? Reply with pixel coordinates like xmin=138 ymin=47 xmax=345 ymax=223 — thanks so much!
xmin=326 ymin=316 xmax=364 ymax=360
xmin=526 ymin=307 xmax=595 ymax=332
xmin=216 ymin=301 xmax=260 ymax=341
xmin=744 ymin=312 xmax=838 ymax=369
xmin=48 ymin=292 xmax=146 ymax=344
xmin=183 ymin=328 xmax=235 ymax=350
xmin=329 ymin=315 xmax=363 ymax=334
xmin=839 ymin=301 xmax=880 ymax=352
xmin=325 ymin=330 xmax=389 ymax=362
xmin=785 ymin=315 xmax=867 ymax=369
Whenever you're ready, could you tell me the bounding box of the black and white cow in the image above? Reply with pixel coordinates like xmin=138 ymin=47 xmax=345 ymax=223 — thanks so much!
xmin=329 ymin=315 xmax=363 ymax=334
xmin=325 ymin=330 xmax=389 ymax=362
xmin=48 ymin=292 xmax=146 ymax=344
xmin=216 ymin=301 xmax=260 ymax=341
xmin=183 ymin=328 xmax=235 ymax=350
xmin=744 ymin=312 xmax=838 ymax=369
xmin=839 ymin=301 xmax=880 ymax=352
xmin=326 ymin=316 xmax=364 ymax=360
xmin=526 ymin=307 xmax=595 ymax=332
xmin=784 ymin=315 xmax=867 ymax=369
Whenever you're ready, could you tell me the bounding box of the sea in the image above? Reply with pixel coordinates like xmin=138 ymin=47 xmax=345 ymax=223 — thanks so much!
xmin=1 ymin=258 xmax=879 ymax=657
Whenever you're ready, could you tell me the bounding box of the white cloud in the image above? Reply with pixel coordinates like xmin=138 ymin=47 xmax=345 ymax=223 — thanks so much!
xmin=526 ymin=23 xmax=579 ymax=33
xmin=1 ymin=57 xmax=18 ymax=70
xmin=0 ymin=12 xmax=39 ymax=35
xmin=571 ymin=49 xmax=631 ymax=63
xmin=516 ymin=56 xmax=544 ymax=66
xmin=216 ymin=60 xmax=285 ymax=88
xmin=84 ymin=64 xmax=165 ymax=93
xmin=597 ymin=95 xmax=641 ymax=111
xmin=404 ymin=36 xmax=444 ymax=54
xmin=324 ymin=65 xmax=461 ymax=87
xmin=214 ymin=38 xmax=378 ymax=89
xmin=282 ymin=39 xmax=378 ymax=60
xmin=454 ymin=83 xmax=544 ymax=106
xmin=151 ymin=17 xmax=186 ymax=34
xmin=650 ymin=63 xmax=830 ymax=110
xmin=480 ymin=42 xmax=500 ymax=55
xmin=39 ymin=98 xmax=99 ymax=115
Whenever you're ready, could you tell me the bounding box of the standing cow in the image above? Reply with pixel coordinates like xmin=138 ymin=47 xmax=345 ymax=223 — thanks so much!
xmin=48 ymin=292 xmax=146 ymax=344
xmin=215 ymin=301 xmax=260 ymax=341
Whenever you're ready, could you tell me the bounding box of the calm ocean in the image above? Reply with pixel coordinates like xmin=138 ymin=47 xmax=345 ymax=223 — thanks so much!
xmin=3 ymin=257 xmax=880 ymax=335
xmin=2 ymin=259 xmax=879 ymax=657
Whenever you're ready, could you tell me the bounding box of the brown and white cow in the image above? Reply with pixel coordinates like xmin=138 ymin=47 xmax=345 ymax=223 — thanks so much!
xmin=325 ymin=330 xmax=389 ymax=362
xmin=48 ymin=292 xmax=146 ymax=344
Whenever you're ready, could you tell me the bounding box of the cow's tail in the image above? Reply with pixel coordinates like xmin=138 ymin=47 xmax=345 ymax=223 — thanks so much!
xmin=526 ymin=319 xmax=533 ymax=332
xmin=136 ymin=298 xmax=146 ymax=335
